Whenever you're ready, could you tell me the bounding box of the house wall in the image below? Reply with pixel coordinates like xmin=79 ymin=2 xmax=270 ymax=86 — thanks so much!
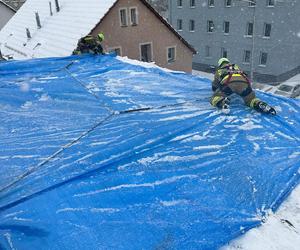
xmin=0 ymin=3 xmax=15 ymax=30
xmin=92 ymin=0 xmax=193 ymax=72
xmin=169 ymin=0 xmax=300 ymax=83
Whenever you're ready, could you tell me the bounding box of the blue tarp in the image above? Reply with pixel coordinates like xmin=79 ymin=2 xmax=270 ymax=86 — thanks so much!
xmin=0 ymin=54 xmax=299 ymax=249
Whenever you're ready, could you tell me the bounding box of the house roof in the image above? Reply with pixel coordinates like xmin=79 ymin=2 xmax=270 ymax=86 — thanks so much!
xmin=0 ymin=54 xmax=299 ymax=249
xmin=0 ymin=0 xmax=118 ymax=59
xmin=0 ymin=0 xmax=17 ymax=12
xmin=1 ymin=0 xmax=26 ymax=10
xmin=0 ymin=0 xmax=195 ymax=60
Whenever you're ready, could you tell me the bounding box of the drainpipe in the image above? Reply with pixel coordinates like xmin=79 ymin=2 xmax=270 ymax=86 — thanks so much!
xmin=250 ymin=2 xmax=256 ymax=82
xmin=169 ymin=0 xmax=172 ymax=24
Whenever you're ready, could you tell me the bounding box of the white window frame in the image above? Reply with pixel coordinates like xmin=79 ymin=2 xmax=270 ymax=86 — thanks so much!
xmin=221 ymin=47 xmax=228 ymax=58
xmin=129 ymin=7 xmax=138 ymax=26
xmin=263 ymin=23 xmax=271 ymax=38
xmin=243 ymin=50 xmax=251 ymax=64
xmin=207 ymin=20 xmax=215 ymax=33
xmin=259 ymin=52 xmax=268 ymax=66
xmin=248 ymin=0 xmax=256 ymax=7
xmin=177 ymin=0 xmax=183 ymax=8
xmin=245 ymin=22 xmax=254 ymax=37
xmin=225 ymin=0 xmax=232 ymax=7
xmin=177 ymin=19 xmax=183 ymax=31
xmin=189 ymin=19 xmax=195 ymax=32
xmin=190 ymin=0 xmax=196 ymax=8
xmin=119 ymin=8 xmax=128 ymax=27
xmin=208 ymin=0 xmax=215 ymax=8
xmin=139 ymin=42 xmax=153 ymax=62
xmin=205 ymin=45 xmax=211 ymax=58
xmin=266 ymin=0 xmax=275 ymax=7
xmin=223 ymin=21 xmax=230 ymax=34
xmin=167 ymin=46 xmax=176 ymax=63
xmin=108 ymin=46 xmax=122 ymax=56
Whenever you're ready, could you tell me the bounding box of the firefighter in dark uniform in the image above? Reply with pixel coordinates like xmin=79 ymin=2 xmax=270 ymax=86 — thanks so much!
xmin=210 ymin=58 xmax=276 ymax=115
xmin=73 ymin=33 xmax=104 ymax=55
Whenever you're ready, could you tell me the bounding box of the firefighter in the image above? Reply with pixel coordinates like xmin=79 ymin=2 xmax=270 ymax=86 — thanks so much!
xmin=72 ymin=32 xmax=104 ymax=55
xmin=210 ymin=58 xmax=276 ymax=115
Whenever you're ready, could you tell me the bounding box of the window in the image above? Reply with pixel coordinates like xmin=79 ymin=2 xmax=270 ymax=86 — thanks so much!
xmin=130 ymin=7 xmax=138 ymax=26
xmin=208 ymin=0 xmax=214 ymax=7
xmin=267 ymin=0 xmax=275 ymax=6
xmin=177 ymin=19 xmax=183 ymax=31
xmin=264 ymin=23 xmax=272 ymax=37
xmin=177 ymin=0 xmax=182 ymax=7
xmin=167 ymin=47 xmax=176 ymax=63
xmin=246 ymin=22 xmax=254 ymax=36
xmin=223 ymin=21 xmax=230 ymax=34
xmin=190 ymin=0 xmax=196 ymax=8
xmin=260 ymin=52 xmax=268 ymax=65
xmin=108 ymin=47 xmax=122 ymax=56
xmin=221 ymin=48 xmax=228 ymax=58
xmin=205 ymin=46 xmax=211 ymax=57
xmin=140 ymin=43 xmax=152 ymax=62
xmin=225 ymin=0 xmax=232 ymax=7
xmin=207 ymin=20 xmax=215 ymax=32
xmin=243 ymin=50 xmax=251 ymax=63
xmin=189 ymin=20 xmax=195 ymax=32
xmin=249 ymin=0 xmax=256 ymax=7
xmin=119 ymin=8 xmax=128 ymax=26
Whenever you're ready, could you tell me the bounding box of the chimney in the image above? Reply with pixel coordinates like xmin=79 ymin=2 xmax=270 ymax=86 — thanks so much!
xmin=26 ymin=28 xmax=31 ymax=39
xmin=55 ymin=0 xmax=60 ymax=12
xmin=35 ymin=12 xmax=42 ymax=29
xmin=49 ymin=1 xmax=53 ymax=16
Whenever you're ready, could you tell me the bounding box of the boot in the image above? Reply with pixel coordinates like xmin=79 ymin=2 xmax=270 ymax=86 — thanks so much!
xmin=217 ymin=97 xmax=230 ymax=114
xmin=255 ymin=101 xmax=276 ymax=115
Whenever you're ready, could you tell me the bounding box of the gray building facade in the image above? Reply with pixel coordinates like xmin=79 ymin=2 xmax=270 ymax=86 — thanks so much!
xmin=169 ymin=0 xmax=300 ymax=83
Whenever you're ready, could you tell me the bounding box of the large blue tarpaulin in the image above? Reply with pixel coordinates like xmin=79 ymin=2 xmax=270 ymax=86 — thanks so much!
xmin=0 ymin=54 xmax=299 ymax=249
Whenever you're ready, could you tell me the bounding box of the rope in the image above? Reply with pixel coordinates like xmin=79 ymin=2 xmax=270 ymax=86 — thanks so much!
xmin=0 ymin=60 xmax=204 ymax=199
xmin=64 ymin=67 xmax=115 ymax=114
xmin=0 ymin=113 xmax=115 ymax=194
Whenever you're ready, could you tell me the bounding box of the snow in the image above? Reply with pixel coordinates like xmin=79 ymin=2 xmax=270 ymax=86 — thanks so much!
xmin=191 ymin=69 xmax=300 ymax=250
xmin=223 ymin=185 xmax=300 ymax=250
xmin=0 ymin=0 xmax=117 ymax=59
xmin=192 ymin=69 xmax=214 ymax=80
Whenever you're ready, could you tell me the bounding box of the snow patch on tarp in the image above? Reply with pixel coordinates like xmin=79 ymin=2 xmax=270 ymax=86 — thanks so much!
xmin=0 ymin=54 xmax=299 ymax=249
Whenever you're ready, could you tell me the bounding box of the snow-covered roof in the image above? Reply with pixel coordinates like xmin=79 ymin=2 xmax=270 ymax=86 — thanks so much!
xmin=0 ymin=0 xmax=117 ymax=59
xmin=0 ymin=0 xmax=17 ymax=12
xmin=0 ymin=0 xmax=196 ymax=60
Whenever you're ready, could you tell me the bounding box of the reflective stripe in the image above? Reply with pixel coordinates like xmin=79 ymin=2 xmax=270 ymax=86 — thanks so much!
xmin=211 ymin=96 xmax=223 ymax=107
xmin=222 ymin=73 xmax=242 ymax=82
xmin=250 ymin=98 xmax=260 ymax=108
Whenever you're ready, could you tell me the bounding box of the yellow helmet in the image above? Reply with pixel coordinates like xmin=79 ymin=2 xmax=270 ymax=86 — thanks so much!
xmin=218 ymin=57 xmax=230 ymax=67
xmin=97 ymin=32 xmax=105 ymax=42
